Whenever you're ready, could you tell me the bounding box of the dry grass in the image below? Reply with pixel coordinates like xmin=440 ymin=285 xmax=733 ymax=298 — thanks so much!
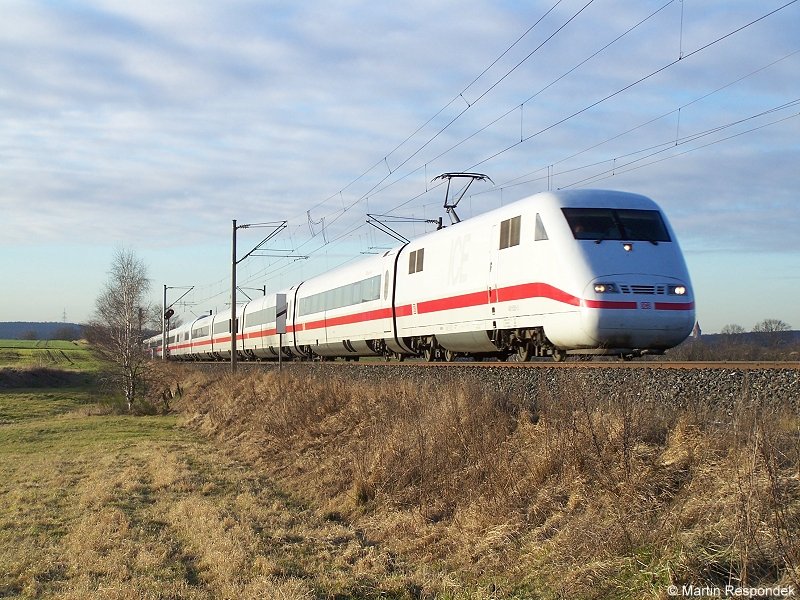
xmin=1 ymin=415 xmax=441 ymax=598
xmin=1 ymin=365 xmax=460 ymax=599
xmin=179 ymin=367 xmax=800 ymax=599
xmin=6 ymin=355 xmax=797 ymax=598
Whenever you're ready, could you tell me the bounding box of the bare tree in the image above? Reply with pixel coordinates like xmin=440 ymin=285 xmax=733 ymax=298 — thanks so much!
xmin=87 ymin=248 xmax=152 ymax=412
xmin=752 ymin=319 xmax=791 ymax=333
xmin=721 ymin=323 xmax=746 ymax=335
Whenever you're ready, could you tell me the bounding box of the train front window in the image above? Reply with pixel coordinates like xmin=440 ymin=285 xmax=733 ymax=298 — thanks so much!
xmin=563 ymin=208 xmax=621 ymax=240
xmin=616 ymin=209 xmax=671 ymax=242
xmin=562 ymin=208 xmax=670 ymax=243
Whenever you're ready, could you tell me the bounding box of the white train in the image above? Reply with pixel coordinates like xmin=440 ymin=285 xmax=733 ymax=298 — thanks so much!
xmin=144 ymin=189 xmax=695 ymax=362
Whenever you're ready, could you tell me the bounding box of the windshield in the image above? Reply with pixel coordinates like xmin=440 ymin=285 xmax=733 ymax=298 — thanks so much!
xmin=562 ymin=208 xmax=671 ymax=242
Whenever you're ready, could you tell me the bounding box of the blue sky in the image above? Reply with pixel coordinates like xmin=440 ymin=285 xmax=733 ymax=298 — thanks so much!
xmin=1 ymin=0 xmax=798 ymax=333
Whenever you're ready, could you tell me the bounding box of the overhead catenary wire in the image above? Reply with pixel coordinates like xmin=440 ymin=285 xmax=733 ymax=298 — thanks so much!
xmin=174 ymin=1 xmax=799 ymax=314
xmin=497 ymin=49 xmax=800 ymax=190
xmin=561 ymin=106 xmax=800 ymax=189
xmin=296 ymin=0 xmax=569 ymax=220
xmin=333 ymin=0 xmax=599 ymax=217
xmin=230 ymin=66 xmax=800 ymax=308
xmin=466 ymin=0 xmax=800 ymax=172
xmin=180 ymin=1 xmax=648 ymax=307
xmin=215 ymin=1 xmax=586 ymax=303
xmin=364 ymin=0 xmax=679 ymax=202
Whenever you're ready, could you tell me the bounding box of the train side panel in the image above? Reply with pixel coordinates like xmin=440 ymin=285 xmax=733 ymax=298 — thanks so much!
xmin=392 ymin=196 xmax=588 ymax=353
xmin=394 ymin=220 xmax=496 ymax=352
xmin=240 ymin=294 xmax=281 ymax=359
xmin=189 ymin=314 xmax=213 ymax=360
xmin=293 ymin=254 xmax=395 ymax=357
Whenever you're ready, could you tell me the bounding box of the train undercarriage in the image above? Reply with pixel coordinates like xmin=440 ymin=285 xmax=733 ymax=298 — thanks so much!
xmin=288 ymin=326 xmax=661 ymax=363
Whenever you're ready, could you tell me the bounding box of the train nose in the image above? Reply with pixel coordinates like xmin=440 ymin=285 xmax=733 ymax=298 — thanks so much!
xmin=580 ymin=277 xmax=695 ymax=349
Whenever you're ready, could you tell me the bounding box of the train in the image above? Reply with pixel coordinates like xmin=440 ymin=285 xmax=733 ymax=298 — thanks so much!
xmin=144 ymin=189 xmax=695 ymax=362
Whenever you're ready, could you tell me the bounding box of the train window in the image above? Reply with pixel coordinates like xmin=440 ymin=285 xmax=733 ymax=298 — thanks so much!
xmin=499 ymin=216 xmax=521 ymax=249
xmin=616 ymin=209 xmax=671 ymax=242
xmin=409 ymin=248 xmax=424 ymax=274
xmin=298 ymin=274 xmax=382 ymax=315
xmin=534 ymin=214 xmax=549 ymax=241
xmin=213 ymin=320 xmax=229 ymax=335
xmin=191 ymin=325 xmax=209 ymax=338
xmin=562 ymin=208 xmax=671 ymax=242
xmin=347 ymin=282 xmax=358 ymax=306
xmin=384 ymin=271 xmax=389 ymax=300
xmin=246 ymin=306 xmax=277 ymax=327
xmin=367 ymin=275 xmax=381 ymax=301
xmin=335 ymin=286 xmax=346 ymax=309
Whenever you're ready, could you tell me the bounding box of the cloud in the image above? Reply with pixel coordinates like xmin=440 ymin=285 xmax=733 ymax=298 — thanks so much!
xmin=0 ymin=0 xmax=798 ymax=325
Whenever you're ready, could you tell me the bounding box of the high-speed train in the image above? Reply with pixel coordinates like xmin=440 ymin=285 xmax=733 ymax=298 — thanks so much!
xmin=144 ymin=189 xmax=695 ymax=362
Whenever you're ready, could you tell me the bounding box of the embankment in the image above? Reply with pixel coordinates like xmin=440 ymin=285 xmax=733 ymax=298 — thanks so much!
xmin=177 ymin=363 xmax=800 ymax=599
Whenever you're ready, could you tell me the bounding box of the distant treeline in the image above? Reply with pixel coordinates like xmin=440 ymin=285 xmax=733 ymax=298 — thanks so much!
xmin=0 ymin=322 xmax=84 ymax=341
xmin=669 ymin=329 xmax=800 ymax=361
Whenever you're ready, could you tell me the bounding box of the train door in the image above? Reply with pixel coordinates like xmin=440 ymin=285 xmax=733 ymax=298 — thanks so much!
xmin=488 ymin=224 xmax=499 ymax=312
xmin=383 ymin=268 xmax=392 ymax=334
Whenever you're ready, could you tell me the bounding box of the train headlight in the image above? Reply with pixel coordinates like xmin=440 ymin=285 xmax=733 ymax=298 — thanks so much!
xmin=594 ymin=283 xmax=618 ymax=294
xmin=668 ymin=285 xmax=687 ymax=296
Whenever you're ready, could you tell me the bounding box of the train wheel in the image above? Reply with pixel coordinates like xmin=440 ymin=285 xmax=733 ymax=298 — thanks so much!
xmin=516 ymin=342 xmax=533 ymax=362
xmin=424 ymin=337 xmax=438 ymax=362
xmin=444 ymin=349 xmax=457 ymax=362
xmin=552 ymin=348 xmax=567 ymax=362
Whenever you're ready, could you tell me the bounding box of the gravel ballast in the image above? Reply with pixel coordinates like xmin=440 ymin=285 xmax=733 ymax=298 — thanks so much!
xmin=236 ymin=362 xmax=799 ymax=411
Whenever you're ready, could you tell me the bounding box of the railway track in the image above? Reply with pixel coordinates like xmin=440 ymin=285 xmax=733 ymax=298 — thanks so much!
xmin=188 ymin=358 xmax=800 ymax=371
xmin=374 ymin=359 xmax=800 ymax=370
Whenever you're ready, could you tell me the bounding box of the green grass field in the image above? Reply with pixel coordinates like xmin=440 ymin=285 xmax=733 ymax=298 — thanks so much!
xmin=0 ymin=339 xmax=105 ymax=371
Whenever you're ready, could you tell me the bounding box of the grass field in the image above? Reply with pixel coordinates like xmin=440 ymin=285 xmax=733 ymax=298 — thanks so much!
xmin=0 ymin=340 xmax=105 ymax=371
xmin=7 ymin=341 xmax=799 ymax=598
xmin=0 ymin=344 xmax=478 ymax=599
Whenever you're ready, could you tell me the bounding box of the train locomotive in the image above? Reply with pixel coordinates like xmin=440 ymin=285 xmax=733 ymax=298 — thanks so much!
xmin=145 ymin=189 xmax=695 ymax=362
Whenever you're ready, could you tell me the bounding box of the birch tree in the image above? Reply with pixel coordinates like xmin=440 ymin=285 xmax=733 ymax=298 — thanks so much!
xmin=88 ymin=248 xmax=151 ymax=412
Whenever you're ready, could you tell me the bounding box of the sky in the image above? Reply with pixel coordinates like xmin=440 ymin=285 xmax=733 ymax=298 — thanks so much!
xmin=1 ymin=0 xmax=798 ymax=334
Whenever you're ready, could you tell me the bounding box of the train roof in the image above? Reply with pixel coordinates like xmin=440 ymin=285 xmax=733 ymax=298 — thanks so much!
xmin=533 ymin=188 xmax=656 ymax=208
xmin=261 ymin=189 xmax=665 ymax=297
xmin=403 ymin=188 xmax=659 ymax=247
